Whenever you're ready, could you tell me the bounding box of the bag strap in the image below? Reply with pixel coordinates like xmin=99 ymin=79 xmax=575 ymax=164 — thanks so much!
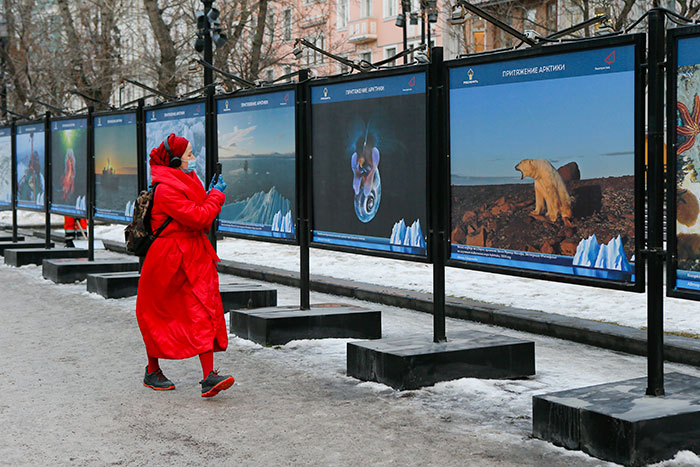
xmin=150 ymin=182 xmax=173 ymax=238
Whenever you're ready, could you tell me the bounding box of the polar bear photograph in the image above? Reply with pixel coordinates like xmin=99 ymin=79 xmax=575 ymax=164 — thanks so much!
xmin=515 ymin=158 xmax=573 ymax=225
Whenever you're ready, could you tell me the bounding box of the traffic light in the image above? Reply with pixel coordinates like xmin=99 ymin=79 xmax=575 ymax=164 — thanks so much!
xmin=194 ymin=7 xmax=228 ymax=52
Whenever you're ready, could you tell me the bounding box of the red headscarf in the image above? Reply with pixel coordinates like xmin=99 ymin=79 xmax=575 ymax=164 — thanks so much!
xmin=149 ymin=133 xmax=190 ymax=167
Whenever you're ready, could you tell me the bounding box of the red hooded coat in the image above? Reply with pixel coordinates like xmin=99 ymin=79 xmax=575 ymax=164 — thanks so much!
xmin=136 ymin=164 xmax=227 ymax=359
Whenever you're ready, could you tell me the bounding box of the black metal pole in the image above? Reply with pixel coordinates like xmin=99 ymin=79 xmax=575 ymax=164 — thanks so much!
xmin=402 ymin=1 xmax=408 ymax=64
xmin=11 ymin=119 xmax=17 ymax=242
xmin=202 ymin=0 xmax=217 ymax=251
xmin=646 ymin=8 xmax=665 ymax=397
xmin=298 ymin=69 xmax=311 ymax=310
xmin=421 ymin=6 xmax=426 ymax=47
xmin=44 ymin=112 xmax=51 ymax=249
xmin=87 ymin=106 xmax=95 ymax=260
xmin=136 ymin=98 xmax=146 ymax=193
xmin=430 ymin=47 xmax=446 ymax=343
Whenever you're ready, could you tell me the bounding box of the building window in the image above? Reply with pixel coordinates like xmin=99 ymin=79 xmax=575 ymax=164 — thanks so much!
xmin=338 ymin=54 xmax=350 ymax=74
xmin=384 ymin=0 xmax=397 ymax=18
xmin=359 ymin=51 xmax=372 ymax=65
xmin=472 ymin=31 xmax=484 ymax=53
xmin=526 ymin=8 xmax=537 ymax=27
xmin=283 ymin=9 xmax=292 ymax=41
xmin=306 ymin=34 xmax=326 ymax=66
xmin=337 ymin=0 xmax=349 ymax=28
xmin=361 ymin=0 xmax=372 ymax=17
xmin=284 ymin=65 xmax=292 ymax=82
xmin=384 ymin=46 xmax=397 ymax=66
xmin=265 ymin=69 xmax=274 ymax=82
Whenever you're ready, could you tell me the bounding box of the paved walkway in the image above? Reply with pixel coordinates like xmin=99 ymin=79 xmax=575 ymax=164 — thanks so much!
xmin=0 ymin=259 xmax=662 ymax=466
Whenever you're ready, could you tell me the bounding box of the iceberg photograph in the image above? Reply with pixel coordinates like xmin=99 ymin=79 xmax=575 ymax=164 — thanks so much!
xmin=146 ymin=103 xmax=206 ymax=185
xmin=217 ymin=94 xmax=296 ymax=239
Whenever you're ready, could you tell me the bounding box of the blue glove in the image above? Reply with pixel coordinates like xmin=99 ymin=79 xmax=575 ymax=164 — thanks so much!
xmin=209 ymin=174 xmax=227 ymax=193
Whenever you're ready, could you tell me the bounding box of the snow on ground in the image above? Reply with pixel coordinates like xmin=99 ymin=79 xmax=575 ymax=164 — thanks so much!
xmin=3 ymin=213 xmax=698 ymax=337
xmin=3 ymin=254 xmax=700 ymax=466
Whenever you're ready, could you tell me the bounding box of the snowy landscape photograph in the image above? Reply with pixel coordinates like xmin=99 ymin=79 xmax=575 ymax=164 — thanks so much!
xmin=146 ymin=103 xmax=206 ymax=185
xmin=51 ymin=119 xmax=88 ymax=216
xmin=311 ymin=74 xmax=428 ymax=256
xmin=94 ymin=114 xmax=139 ymax=222
xmin=15 ymin=125 xmax=45 ymax=210
xmin=216 ymin=93 xmax=296 ymax=239
xmin=449 ymin=45 xmax=637 ymax=282
xmin=0 ymin=129 xmax=11 ymax=207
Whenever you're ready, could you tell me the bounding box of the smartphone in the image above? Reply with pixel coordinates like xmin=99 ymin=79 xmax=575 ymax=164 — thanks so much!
xmin=215 ymin=162 xmax=222 ymax=183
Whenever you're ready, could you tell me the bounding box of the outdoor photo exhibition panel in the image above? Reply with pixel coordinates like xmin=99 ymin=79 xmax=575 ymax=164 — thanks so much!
xmin=216 ymin=88 xmax=297 ymax=242
xmin=447 ymin=34 xmax=645 ymax=291
xmin=145 ymin=100 xmax=206 ymax=185
xmin=0 ymin=127 xmax=11 ymax=209
xmin=15 ymin=121 xmax=46 ymax=212
xmin=667 ymin=25 xmax=700 ymax=299
xmin=49 ymin=117 xmax=88 ymax=217
xmin=93 ymin=112 xmax=139 ymax=223
xmin=310 ymin=69 xmax=429 ymax=259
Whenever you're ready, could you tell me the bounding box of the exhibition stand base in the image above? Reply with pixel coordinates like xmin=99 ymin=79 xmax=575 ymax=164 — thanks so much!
xmin=87 ymin=271 xmax=141 ymax=298
xmin=0 ymin=235 xmax=24 ymax=242
xmin=0 ymin=241 xmax=52 ymax=255
xmin=347 ymin=330 xmax=536 ymax=390
xmin=230 ymin=304 xmax=382 ymax=346
xmin=532 ymin=372 xmax=700 ymax=466
xmin=85 ymin=273 xmax=280 ymax=308
xmin=220 ymin=283 xmax=277 ymax=311
xmin=42 ymin=258 xmax=141 ymax=284
xmin=4 ymin=247 xmax=87 ymax=266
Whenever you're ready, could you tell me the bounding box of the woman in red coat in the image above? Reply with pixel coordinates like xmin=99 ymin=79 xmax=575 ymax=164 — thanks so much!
xmin=136 ymin=133 xmax=234 ymax=398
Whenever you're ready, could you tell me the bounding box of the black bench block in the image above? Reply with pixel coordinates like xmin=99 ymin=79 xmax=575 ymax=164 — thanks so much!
xmin=220 ymin=283 xmax=277 ymax=310
xmin=0 ymin=241 xmax=52 ymax=255
xmin=0 ymin=235 xmax=25 ymax=242
xmin=43 ymin=258 xmax=140 ymax=283
xmin=347 ymin=330 xmax=535 ymax=390
xmin=533 ymin=372 xmax=700 ymax=466
xmin=87 ymin=271 xmax=141 ymax=298
xmin=230 ymin=304 xmax=382 ymax=346
xmin=4 ymin=248 xmax=86 ymax=266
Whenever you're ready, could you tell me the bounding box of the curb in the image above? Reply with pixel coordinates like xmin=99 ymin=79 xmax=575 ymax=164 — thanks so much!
xmin=100 ymin=239 xmax=700 ymax=368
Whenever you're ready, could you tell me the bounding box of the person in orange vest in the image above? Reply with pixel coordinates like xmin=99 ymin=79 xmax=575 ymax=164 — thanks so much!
xmin=64 ymin=217 xmax=87 ymax=240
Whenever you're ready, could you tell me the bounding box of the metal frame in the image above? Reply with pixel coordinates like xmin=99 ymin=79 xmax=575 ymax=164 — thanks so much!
xmin=666 ymin=24 xmax=700 ymax=301
xmin=91 ymin=108 xmax=140 ymax=225
xmin=48 ymin=113 xmax=90 ymax=218
xmin=444 ymin=33 xmax=646 ymax=293
xmin=14 ymin=117 xmax=48 ymax=213
xmin=306 ymin=63 xmax=433 ymax=264
xmin=213 ymin=82 xmax=301 ymax=246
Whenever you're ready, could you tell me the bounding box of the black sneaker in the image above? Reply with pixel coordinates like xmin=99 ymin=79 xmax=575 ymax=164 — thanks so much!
xmin=143 ymin=366 xmax=175 ymax=391
xmin=200 ymin=370 xmax=235 ymax=398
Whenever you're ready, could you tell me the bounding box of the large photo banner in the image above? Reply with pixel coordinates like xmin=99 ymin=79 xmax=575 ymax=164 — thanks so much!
xmin=311 ymin=72 xmax=428 ymax=256
xmin=0 ymin=128 xmax=11 ymax=208
xmin=217 ymin=90 xmax=296 ymax=240
xmin=673 ymin=34 xmax=700 ymax=292
xmin=449 ymin=43 xmax=638 ymax=284
xmin=50 ymin=118 xmax=88 ymax=217
xmin=94 ymin=113 xmax=139 ymax=222
xmin=16 ymin=123 xmax=45 ymax=210
xmin=145 ymin=102 xmax=206 ymax=185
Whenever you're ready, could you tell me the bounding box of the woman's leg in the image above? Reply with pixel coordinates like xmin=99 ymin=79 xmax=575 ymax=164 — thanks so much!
xmin=147 ymin=355 xmax=160 ymax=374
xmin=199 ymin=351 xmax=213 ymax=379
